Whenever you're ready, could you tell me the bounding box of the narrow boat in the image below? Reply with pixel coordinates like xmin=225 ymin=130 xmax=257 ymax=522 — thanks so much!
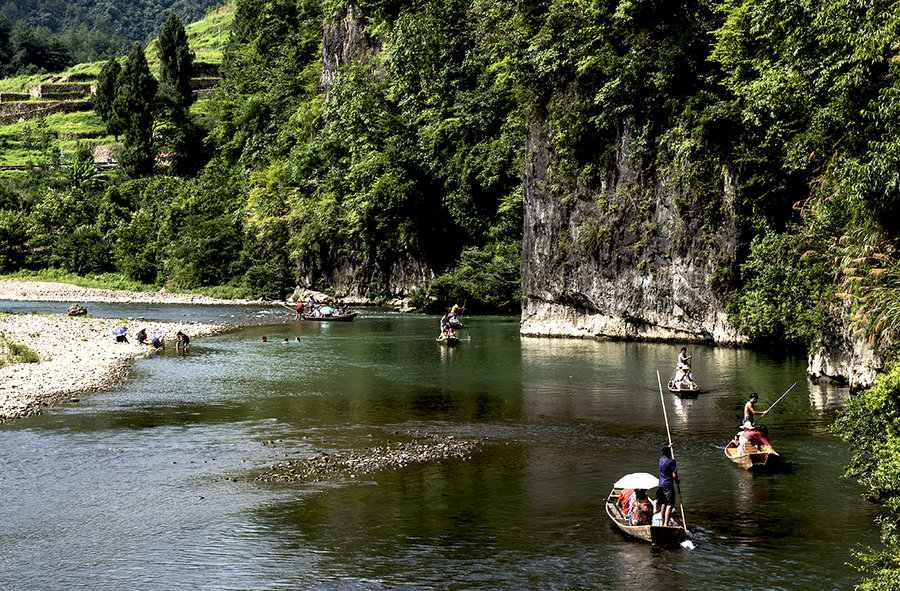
xmin=605 ymin=488 xmax=686 ymax=545
xmin=301 ymin=312 xmax=357 ymax=322
xmin=667 ymin=378 xmax=700 ymax=396
xmin=724 ymin=436 xmax=779 ymax=471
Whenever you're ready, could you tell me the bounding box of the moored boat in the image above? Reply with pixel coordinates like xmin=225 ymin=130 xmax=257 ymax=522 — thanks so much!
xmin=605 ymin=488 xmax=686 ymax=545
xmin=302 ymin=312 xmax=357 ymax=322
xmin=724 ymin=436 xmax=779 ymax=471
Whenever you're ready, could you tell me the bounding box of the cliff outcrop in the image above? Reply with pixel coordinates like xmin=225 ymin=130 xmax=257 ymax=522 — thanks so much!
xmin=310 ymin=4 xmax=432 ymax=300
xmin=520 ymin=121 xmax=746 ymax=344
xmin=321 ymin=4 xmax=383 ymax=96
xmin=807 ymin=306 xmax=884 ymax=391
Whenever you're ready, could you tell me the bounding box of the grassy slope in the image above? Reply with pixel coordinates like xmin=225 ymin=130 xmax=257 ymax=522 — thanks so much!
xmin=0 ymin=3 xmax=234 ymax=172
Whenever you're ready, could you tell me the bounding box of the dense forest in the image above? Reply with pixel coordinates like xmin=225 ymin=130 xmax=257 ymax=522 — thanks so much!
xmin=0 ymin=0 xmax=221 ymax=44
xmin=1 ymin=1 xmax=900 ymax=585
xmin=0 ymin=0 xmax=222 ymax=76
xmin=0 ymin=15 xmax=128 ymax=73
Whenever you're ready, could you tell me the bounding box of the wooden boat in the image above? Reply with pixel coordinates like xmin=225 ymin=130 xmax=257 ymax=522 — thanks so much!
xmin=667 ymin=378 xmax=699 ymax=396
xmin=724 ymin=438 xmax=779 ymax=471
xmin=605 ymin=489 xmax=686 ymax=545
xmin=301 ymin=312 xmax=357 ymax=322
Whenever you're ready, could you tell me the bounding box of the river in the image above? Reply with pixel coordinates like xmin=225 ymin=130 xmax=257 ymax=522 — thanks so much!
xmin=0 ymin=304 xmax=880 ymax=590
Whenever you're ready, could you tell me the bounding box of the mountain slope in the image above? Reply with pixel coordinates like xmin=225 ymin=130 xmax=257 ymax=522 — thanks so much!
xmin=0 ymin=0 xmax=224 ymax=43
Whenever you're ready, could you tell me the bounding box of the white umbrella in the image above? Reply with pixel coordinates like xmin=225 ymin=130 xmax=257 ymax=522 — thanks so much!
xmin=613 ymin=472 xmax=658 ymax=490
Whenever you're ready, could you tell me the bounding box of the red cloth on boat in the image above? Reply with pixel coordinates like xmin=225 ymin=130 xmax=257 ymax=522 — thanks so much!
xmin=619 ymin=488 xmax=635 ymax=516
xmin=741 ymin=430 xmax=770 ymax=447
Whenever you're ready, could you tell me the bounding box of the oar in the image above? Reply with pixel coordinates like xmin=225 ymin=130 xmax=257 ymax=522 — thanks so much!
xmin=755 ymin=381 xmax=797 ymax=426
xmin=657 ymin=370 xmax=689 ymax=537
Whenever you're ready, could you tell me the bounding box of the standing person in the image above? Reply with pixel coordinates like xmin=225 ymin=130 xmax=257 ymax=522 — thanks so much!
xmin=175 ymin=330 xmax=190 ymax=353
xmin=742 ymin=392 xmax=767 ymax=429
xmin=295 ymin=301 xmax=304 ymax=320
xmin=677 ymin=346 xmax=691 ymax=369
xmin=657 ymin=444 xmax=679 ymax=527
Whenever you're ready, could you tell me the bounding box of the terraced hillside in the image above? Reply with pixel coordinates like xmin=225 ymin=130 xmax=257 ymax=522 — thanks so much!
xmin=0 ymin=3 xmax=233 ymax=174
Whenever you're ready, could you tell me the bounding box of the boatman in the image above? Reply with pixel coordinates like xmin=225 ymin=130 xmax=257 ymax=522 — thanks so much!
xmin=742 ymin=392 xmax=768 ymax=429
xmin=677 ymin=346 xmax=691 ymax=369
xmin=657 ymin=444 xmax=679 ymax=527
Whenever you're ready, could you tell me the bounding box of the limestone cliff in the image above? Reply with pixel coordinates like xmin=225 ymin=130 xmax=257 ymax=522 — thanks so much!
xmin=807 ymin=306 xmax=884 ymax=391
xmin=312 ymin=5 xmax=433 ymax=300
xmin=320 ymin=5 xmax=382 ymax=96
xmin=520 ymin=121 xmax=746 ymax=344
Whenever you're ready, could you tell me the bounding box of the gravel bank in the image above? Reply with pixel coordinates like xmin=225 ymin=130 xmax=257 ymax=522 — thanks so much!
xmin=0 ymin=279 xmax=262 ymax=305
xmin=0 ymin=312 xmax=230 ymax=422
xmin=0 ymin=280 xmax=248 ymax=422
xmin=256 ymin=433 xmax=482 ymax=482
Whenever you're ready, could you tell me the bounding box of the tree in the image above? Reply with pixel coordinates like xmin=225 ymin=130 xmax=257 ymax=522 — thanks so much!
xmin=156 ymin=13 xmax=204 ymax=174
xmin=94 ymin=58 xmax=122 ymax=137
xmin=157 ymin=13 xmax=194 ymax=110
xmin=114 ymin=42 xmax=157 ymax=177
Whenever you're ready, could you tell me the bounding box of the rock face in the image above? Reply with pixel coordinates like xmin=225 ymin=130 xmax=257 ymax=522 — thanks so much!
xmin=807 ymin=310 xmax=884 ymax=391
xmin=296 ymin=252 xmax=435 ymax=302
xmin=520 ymin=121 xmax=746 ymax=344
xmin=321 ymin=4 xmax=383 ymax=96
xmin=311 ymin=5 xmax=434 ymax=299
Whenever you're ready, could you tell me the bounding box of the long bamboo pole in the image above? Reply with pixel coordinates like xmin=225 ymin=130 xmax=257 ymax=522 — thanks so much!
xmin=754 ymin=381 xmax=797 ymax=426
xmin=657 ymin=370 xmax=688 ymax=534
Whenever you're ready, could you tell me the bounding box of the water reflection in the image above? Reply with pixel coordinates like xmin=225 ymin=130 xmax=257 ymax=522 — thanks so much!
xmin=808 ymin=380 xmax=851 ymax=411
xmin=0 ymin=310 xmax=882 ymax=590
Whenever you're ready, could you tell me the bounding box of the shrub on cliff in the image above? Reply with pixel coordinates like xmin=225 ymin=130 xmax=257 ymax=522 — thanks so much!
xmin=729 ymin=231 xmax=827 ymax=348
xmin=833 ymin=363 xmax=900 ymax=589
xmin=428 ymin=241 xmax=521 ymax=314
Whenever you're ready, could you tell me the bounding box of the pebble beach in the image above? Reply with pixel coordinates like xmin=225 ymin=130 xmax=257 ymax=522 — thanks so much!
xmin=0 ymin=280 xmax=243 ymax=422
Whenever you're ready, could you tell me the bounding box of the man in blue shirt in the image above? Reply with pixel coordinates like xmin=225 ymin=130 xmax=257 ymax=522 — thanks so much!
xmin=658 ymin=444 xmax=678 ymax=527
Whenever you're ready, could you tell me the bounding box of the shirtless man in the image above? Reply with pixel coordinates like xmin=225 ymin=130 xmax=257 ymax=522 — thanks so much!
xmin=742 ymin=392 xmax=767 ymax=429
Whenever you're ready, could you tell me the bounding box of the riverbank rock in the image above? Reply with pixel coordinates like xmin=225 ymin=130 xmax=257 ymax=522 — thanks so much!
xmin=807 ymin=312 xmax=884 ymax=391
xmin=67 ymin=304 xmax=87 ymax=316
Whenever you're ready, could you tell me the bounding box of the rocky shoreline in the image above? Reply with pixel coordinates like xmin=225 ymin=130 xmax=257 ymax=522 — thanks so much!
xmin=0 ymin=280 xmax=242 ymax=422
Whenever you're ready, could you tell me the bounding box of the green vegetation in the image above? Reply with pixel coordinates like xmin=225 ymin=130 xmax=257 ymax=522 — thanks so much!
xmin=0 ymin=0 xmax=222 ymax=46
xmin=834 ymin=362 xmax=900 ymax=590
xmin=0 ymin=111 xmax=113 ymax=168
xmin=0 ymin=331 xmax=40 ymax=364
xmin=0 ymin=1 xmax=899 ymax=583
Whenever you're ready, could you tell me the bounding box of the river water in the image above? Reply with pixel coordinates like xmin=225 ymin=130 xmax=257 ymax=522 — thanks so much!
xmin=0 ymin=305 xmax=880 ymax=590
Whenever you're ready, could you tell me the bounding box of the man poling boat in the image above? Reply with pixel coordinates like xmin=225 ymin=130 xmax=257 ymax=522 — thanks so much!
xmin=668 ymin=346 xmax=699 ymax=395
xmin=604 ymin=471 xmax=686 ymax=545
xmin=724 ymin=383 xmax=795 ymax=471
xmin=658 ymin=371 xmax=694 ymax=548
